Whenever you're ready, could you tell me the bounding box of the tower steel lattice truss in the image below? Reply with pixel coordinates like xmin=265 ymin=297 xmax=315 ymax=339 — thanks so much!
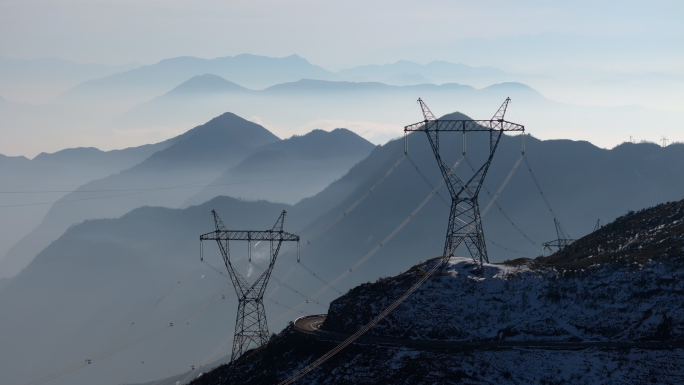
xmin=541 ymin=218 xmax=576 ymax=255
xmin=404 ymin=98 xmax=524 ymax=264
xmin=199 ymin=210 xmax=299 ymax=361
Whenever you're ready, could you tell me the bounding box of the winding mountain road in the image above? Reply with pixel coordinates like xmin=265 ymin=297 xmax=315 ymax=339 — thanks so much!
xmin=293 ymin=314 xmax=684 ymax=350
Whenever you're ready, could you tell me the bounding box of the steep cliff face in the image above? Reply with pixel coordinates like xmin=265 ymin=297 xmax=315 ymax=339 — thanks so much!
xmin=188 ymin=199 xmax=684 ymax=385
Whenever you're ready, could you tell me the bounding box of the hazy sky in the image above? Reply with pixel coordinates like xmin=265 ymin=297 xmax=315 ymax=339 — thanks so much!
xmin=1 ymin=0 xmax=683 ymax=157
xmin=1 ymin=0 xmax=682 ymax=71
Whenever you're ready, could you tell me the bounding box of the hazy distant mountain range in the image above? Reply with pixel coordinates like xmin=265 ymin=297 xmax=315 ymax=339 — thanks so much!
xmin=59 ymin=54 xmax=336 ymax=104
xmin=0 ymin=113 xmax=374 ymax=279
xmin=1 ymin=52 xmax=683 ymax=385
xmin=0 ymin=142 xmax=171 ymax=267
xmin=336 ymin=60 xmax=515 ymax=86
xmin=1 ymin=106 xmax=683 ymax=385
xmin=184 ymin=127 xmax=375 ymax=206
xmin=0 ymin=56 xmax=140 ymax=83
xmin=58 ymin=55 xmax=518 ymax=104
xmin=1 ymin=53 xmax=682 ymax=157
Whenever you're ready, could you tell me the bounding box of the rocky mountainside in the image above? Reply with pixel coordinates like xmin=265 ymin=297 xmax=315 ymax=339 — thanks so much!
xmin=190 ymin=199 xmax=684 ymax=384
xmin=534 ymin=199 xmax=684 ymax=270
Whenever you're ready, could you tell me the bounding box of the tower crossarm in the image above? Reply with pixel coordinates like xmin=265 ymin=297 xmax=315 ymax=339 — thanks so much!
xmin=199 ymin=230 xmax=299 ymax=242
xmin=198 ymin=209 xmax=300 ymax=361
xmin=199 ymin=229 xmax=299 ymax=298
xmin=404 ymin=119 xmax=524 ymax=133
xmin=541 ymin=219 xmax=576 ymax=255
xmin=403 ymin=98 xmax=524 ymax=265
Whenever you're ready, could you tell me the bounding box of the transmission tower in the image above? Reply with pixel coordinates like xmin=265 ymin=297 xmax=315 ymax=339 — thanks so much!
xmin=199 ymin=209 xmax=299 ymax=362
xmin=541 ymin=218 xmax=576 ymax=255
xmin=661 ymin=136 xmax=669 ymax=147
xmin=404 ymin=98 xmax=525 ymax=264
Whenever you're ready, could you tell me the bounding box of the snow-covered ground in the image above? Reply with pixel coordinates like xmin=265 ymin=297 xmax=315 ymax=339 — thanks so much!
xmin=189 ymin=200 xmax=684 ymax=385
xmin=326 ymin=255 xmax=684 ymax=343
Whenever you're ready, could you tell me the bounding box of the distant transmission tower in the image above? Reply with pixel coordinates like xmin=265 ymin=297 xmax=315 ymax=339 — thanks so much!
xmin=541 ymin=218 xmax=576 ymax=255
xmin=200 ymin=210 xmax=299 ymax=361
xmin=404 ymin=98 xmax=525 ymax=264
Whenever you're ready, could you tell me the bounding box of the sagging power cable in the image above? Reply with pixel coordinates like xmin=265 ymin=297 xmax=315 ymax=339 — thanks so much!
xmin=268 ymin=156 xmax=457 ymax=326
xmin=267 ymin=154 xmax=407 ymax=296
xmin=466 ymin=157 xmax=539 ymax=247
xmin=277 ymin=227 xmax=474 ymax=385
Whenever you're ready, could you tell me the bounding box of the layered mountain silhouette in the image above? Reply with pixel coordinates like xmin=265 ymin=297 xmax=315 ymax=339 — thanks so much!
xmin=0 ymin=56 xmax=140 ymax=83
xmin=114 ymin=77 xmax=546 ymax=144
xmin=0 ymin=113 xmax=374 ymax=279
xmin=4 ymin=53 xmax=681 ymax=160
xmin=59 ymin=54 xmax=336 ymax=105
xmin=166 ymin=74 xmax=250 ymax=95
xmin=185 ymin=128 xmax=375 ymax=205
xmin=0 ymin=196 xmax=293 ymax=385
xmin=0 ymin=142 xmax=172 ymax=270
xmin=0 ymin=112 xmax=279 ymax=278
xmin=1 ymin=109 xmax=683 ymax=385
xmin=336 ymin=60 xmax=516 ymax=87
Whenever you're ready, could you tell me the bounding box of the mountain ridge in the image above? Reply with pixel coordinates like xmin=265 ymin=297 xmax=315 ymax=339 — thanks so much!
xmin=2 ymin=115 xmax=684 ymax=385
xmin=0 ymin=112 xmax=281 ymax=279
xmin=59 ymin=53 xmax=337 ymax=103
xmin=185 ymin=127 xmax=375 ymax=205
xmin=188 ymin=198 xmax=684 ymax=385
xmin=166 ymin=74 xmax=250 ymax=95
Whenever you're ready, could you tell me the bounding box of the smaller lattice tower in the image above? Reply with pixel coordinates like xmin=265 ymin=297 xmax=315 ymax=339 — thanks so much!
xmin=541 ymin=218 xmax=576 ymax=255
xmin=200 ymin=210 xmax=299 ymax=361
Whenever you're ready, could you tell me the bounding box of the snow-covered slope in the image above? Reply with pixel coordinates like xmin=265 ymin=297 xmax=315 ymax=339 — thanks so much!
xmin=326 ymin=255 xmax=683 ymax=343
xmin=188 ymin=199 xmax=684 ymax=385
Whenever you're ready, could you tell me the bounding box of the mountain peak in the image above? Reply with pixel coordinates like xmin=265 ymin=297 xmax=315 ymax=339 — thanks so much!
xmin=250 ymin=126 xmax=373 ymax=160
xmin=166 ymin=74 xmax=248 ymax=95
xmin=284 ymin=53 xmax=307 ymax=62
xmin=481 ymin=82 xmax=545 ymax=98
xmin=438 ymin=111 xmax=473 ymax=120
xmin=186 ymin=111 xmax=280 ymax=144
xmin=32 ymin=147 xmax=104 ymax=163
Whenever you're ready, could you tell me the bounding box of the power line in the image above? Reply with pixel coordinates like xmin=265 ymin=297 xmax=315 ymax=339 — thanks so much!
xmin=523 ymin=155 xmax=559 ymax=223
xmin=8 ymin=154 xmax=408 ymax=384
xmin=277 ymin=230 xmax=473 ymax=385
xmin=0 ymin=169 xmax=355 ymax=208
xmin=294 ymin=155 xmax=407 ymax=257
xmin=411 ymin=150 xmax=536 ymax=251
xmin=268 ymin=160 xmax=454 ymax=326
xmin=0 ymin=168 xmax=350 ymax=195
xmin=298 ymin=261 xmax=343 ymax=296
xmin=259 ymin=154 xmax=408 ymax=302
xmin=467 ymin=156 xmax=539 ymax=247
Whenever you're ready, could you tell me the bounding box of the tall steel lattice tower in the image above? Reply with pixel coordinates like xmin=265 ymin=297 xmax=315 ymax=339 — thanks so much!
xmin=404 ymin=98 xmax=524 ymax=264
xmin=200 ymin=210 xmax=299 ymax=361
